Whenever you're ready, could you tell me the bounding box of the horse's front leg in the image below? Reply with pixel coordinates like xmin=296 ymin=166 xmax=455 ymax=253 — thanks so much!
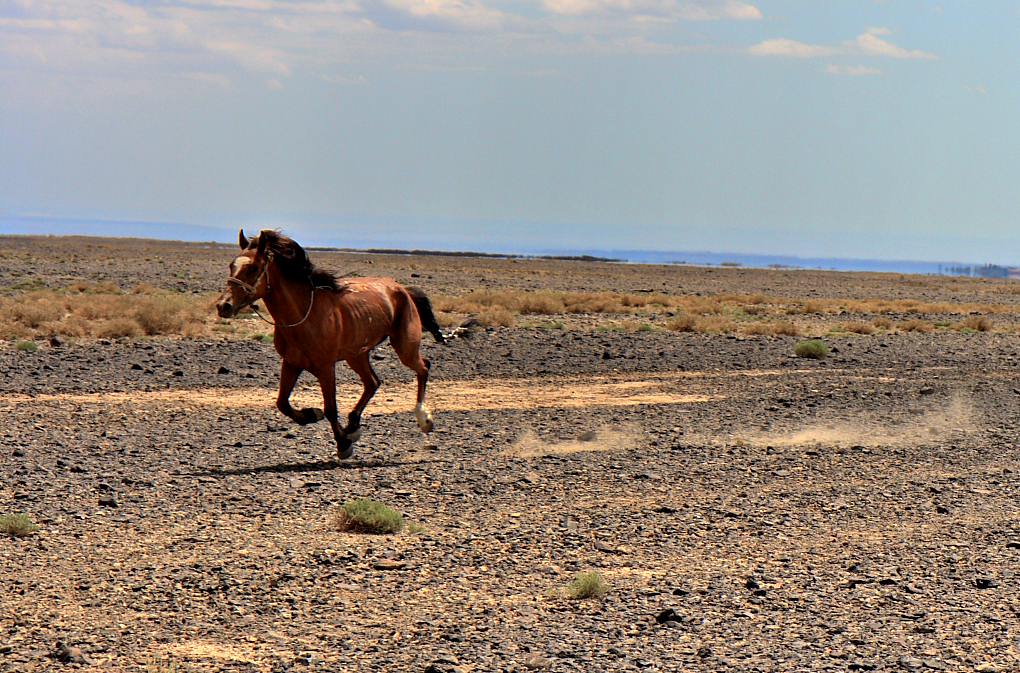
xmin=315 ymin=365 xmax=354 ymax=460
xmin=277 ymin=361 xmax=323 ymax=425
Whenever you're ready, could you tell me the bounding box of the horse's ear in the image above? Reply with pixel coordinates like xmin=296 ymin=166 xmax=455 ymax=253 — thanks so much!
xmin=238 ymin=229 xmax=249 ymax=250
xmin=256 ymin=229 xmax=273 ymax=257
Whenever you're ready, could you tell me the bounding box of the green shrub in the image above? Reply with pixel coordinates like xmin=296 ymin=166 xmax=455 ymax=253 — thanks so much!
xmin=0 ymin=513 xmax=39 ymax=537
xmin=794 ymin=339 xmax=829 ymax=359
xmin=15 ymin=340 xmax=38 ymax=353
xmin=333 ymin=499 xmax=404 ymax=534
xmin=565 ymin=571 xmax=608 ymax=599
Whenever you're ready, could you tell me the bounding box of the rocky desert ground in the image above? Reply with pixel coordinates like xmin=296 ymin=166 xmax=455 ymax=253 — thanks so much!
xmin=2 ymin=235 xmax=1020 ymax=672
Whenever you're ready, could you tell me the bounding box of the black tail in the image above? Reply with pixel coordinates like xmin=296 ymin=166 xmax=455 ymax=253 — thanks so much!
xmin=407 ymin=286 xmax=446 ymax=344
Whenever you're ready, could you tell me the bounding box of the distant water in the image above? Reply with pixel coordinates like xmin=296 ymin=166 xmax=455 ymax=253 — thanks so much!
xmin=1 ymin=216 xmax=1011 ymax=278
xmin=572 ymin=249 xmax=961 ymax=275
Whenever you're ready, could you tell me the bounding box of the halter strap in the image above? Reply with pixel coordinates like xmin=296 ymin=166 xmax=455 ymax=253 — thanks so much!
xmin=227 ymin=257 xmax=317 ymax=329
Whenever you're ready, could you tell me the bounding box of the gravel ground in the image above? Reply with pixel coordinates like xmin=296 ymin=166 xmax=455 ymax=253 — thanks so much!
xmin=3 ymin=238 xmax=1020 ymax=672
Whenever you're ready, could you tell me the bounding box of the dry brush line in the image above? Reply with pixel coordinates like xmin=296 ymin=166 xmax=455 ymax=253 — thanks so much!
xmin=0 ymin=283 xmax=215 ymax=339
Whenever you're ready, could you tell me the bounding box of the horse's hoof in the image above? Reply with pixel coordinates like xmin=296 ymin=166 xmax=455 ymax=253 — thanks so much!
xmin=337 ymin=440 xmax=355 ymax=460
xmin=346 ymin=427 xmax=363 ymax=443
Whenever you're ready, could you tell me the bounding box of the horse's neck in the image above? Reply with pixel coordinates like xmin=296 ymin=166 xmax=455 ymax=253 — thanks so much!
xmin=263 ymin=269 xmax=312 ymax=325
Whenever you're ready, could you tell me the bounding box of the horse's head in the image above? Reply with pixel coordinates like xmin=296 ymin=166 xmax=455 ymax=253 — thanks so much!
xmin=216 ymin=229 xmax=271 ymax=318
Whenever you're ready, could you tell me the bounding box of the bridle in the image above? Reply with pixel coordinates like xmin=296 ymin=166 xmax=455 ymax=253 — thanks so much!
xmin=226 ymin=254 xmax=318 ymax=328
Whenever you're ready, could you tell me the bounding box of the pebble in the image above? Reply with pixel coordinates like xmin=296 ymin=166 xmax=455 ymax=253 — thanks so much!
xmin=52 ymin=642 xmax=89 ymax=665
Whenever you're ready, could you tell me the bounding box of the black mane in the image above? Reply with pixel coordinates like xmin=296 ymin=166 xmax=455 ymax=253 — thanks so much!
xmin=249 ymin=230 xmax=342 ymax=291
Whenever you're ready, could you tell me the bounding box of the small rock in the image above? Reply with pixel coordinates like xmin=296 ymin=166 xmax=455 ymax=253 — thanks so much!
xmin=48 ymin=336 xmax=63 ymax=347
xmin=974 ymin=578 xmax=998 ymax=589
xmin=98 ymin=495 xmax=118 ymax=508
xmin=172 ymin=370 xmax=184 ymax=377
xmin=652 ymin=504 xmax=677 ymax=514
xmin=922 ymin=659 xmax=946 ymax=670
xmin=372 ymin=559 xmax=408 ymax=570
xmin=594 ymin=540 xmax=624 ymax=554
xmin=130 ymin=363 xmax=143 ymax=371
xmin=655 ymin=608 xmax=683 ymax=624
xmin=52 ymin=642 xmax=89 ymax=665
xmin=1005 ymin=541 xmax=1020 ymax=550
xmin=523 ymin=655 xmax=554 ymax=670
xmin=975 ymin=664 xmax=1000 ymax=672
xmin=919 ymin=386 xmax=935 ymax=395
xmin=217 ymin=366 xmax=231 ymax=375
xmin=899 ymin=657 xmax=924 ymax=670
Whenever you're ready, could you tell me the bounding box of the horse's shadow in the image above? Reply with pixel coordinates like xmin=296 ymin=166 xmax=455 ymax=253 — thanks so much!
xmin=188 ymin=456 xmax=444 ymax=479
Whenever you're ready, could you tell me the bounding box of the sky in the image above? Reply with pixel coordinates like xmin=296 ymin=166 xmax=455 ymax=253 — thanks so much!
xmin=1 ymin=1 xmax=1019 ymax=263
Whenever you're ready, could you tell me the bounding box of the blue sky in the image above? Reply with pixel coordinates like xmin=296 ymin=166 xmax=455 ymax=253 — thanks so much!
xmin=1 ymin=1 xmax=1018 ymax=262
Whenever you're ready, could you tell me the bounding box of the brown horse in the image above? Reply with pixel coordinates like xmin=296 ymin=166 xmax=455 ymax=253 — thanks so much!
xmin=215 ymin=229 xmax=445 ymax=460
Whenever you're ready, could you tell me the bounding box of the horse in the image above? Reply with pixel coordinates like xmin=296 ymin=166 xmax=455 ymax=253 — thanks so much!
xmin=215 ymin=229 xmax=445 ymax=460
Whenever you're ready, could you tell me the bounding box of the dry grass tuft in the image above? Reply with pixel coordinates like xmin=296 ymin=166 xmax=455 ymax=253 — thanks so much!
xmin=565 ymin=571 xmax=608 ymax=600
xmin=794 ymin=339 xmax=829 ymax=359
xmin=332 ymin=499 xmax=404 ymax=534
xmin=665 ymin=314 xmax=697 ymax=332
xmin=0 ymin=513 xmax=39 ymax=537
xmin=956 ymin=315 xmax=993 ymax=332
xmin=743 ymin=321 xmax=799 ymax=336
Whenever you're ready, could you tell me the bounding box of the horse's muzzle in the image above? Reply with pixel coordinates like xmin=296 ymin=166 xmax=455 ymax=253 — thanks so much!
xmin=216 ymin=299 xmax=235 ymax=319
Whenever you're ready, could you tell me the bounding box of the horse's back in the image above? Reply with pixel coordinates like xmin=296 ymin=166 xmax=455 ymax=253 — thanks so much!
xmin=332 ymin=278 xmax=419 ymax=353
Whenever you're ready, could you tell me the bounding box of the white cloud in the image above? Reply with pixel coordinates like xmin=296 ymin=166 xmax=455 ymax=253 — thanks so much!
xmin=378 ymin=0 xmax=507 ymax=30
xmin=748 ymin=38 xmax=834 ymax=58
xmin=749 ymin=27 xmax=936 ymax=61
xmin=825 ymin=64 xmax=881 ymax=77
xmin=542 ymin=0 xmax=761 ymax=21
xmin=854 ymin=26 xmax=936 ymax=60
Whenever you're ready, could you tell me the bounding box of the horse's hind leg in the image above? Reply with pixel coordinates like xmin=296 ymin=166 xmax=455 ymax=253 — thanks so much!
xmin=413 ymin=358 xmax=434 ymax=434
xmin=277 ymin=361 xmax=323 ymax=425
xmin=393 ymin=342 xmax=433 ymax=434
xmin=344 ymin=353 xmax=381 ymax=445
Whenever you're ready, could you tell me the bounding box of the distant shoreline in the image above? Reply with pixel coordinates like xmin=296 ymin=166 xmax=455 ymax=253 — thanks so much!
xmin=1 ymin=231 xmax=1016 ymax=279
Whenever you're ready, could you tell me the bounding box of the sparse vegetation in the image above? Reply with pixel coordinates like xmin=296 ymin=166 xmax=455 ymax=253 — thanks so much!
xmin=333 ymin=499 xmax=404 ymax=534
xmin=794 ymin=339 xmax=830 ymax=359
xmin=665 ymin=314 xmax=697 ymax=332
xmin=15 ymin=340 xmax=38 ymax=352
xmin=565 ymin=571 xmax=608 ymax=600
xmin=956 ymin=315 xmax=993 ymax=332
xmin=0 ymin=284 xmax=212 ymax=340
xmin=897 ymin=319 xmax=934 ymax=334
xmin=0 ymin=513 xmax=39 ymax=537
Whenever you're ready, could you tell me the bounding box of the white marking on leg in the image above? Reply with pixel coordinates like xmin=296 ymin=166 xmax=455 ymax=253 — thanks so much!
xmin=415 ymin=402 xmax=434 ymax=433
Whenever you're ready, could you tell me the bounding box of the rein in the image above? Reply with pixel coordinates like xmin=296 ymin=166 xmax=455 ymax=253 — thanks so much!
xmin=227 ymin=259 xmax=322 ymax=329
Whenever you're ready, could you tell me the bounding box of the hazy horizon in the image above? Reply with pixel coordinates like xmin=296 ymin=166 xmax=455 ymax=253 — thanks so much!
xmin=3 ymin=2 xmax=1018 ymax=264
xmin=2 ymin=215 xmax=1015 ymax=275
